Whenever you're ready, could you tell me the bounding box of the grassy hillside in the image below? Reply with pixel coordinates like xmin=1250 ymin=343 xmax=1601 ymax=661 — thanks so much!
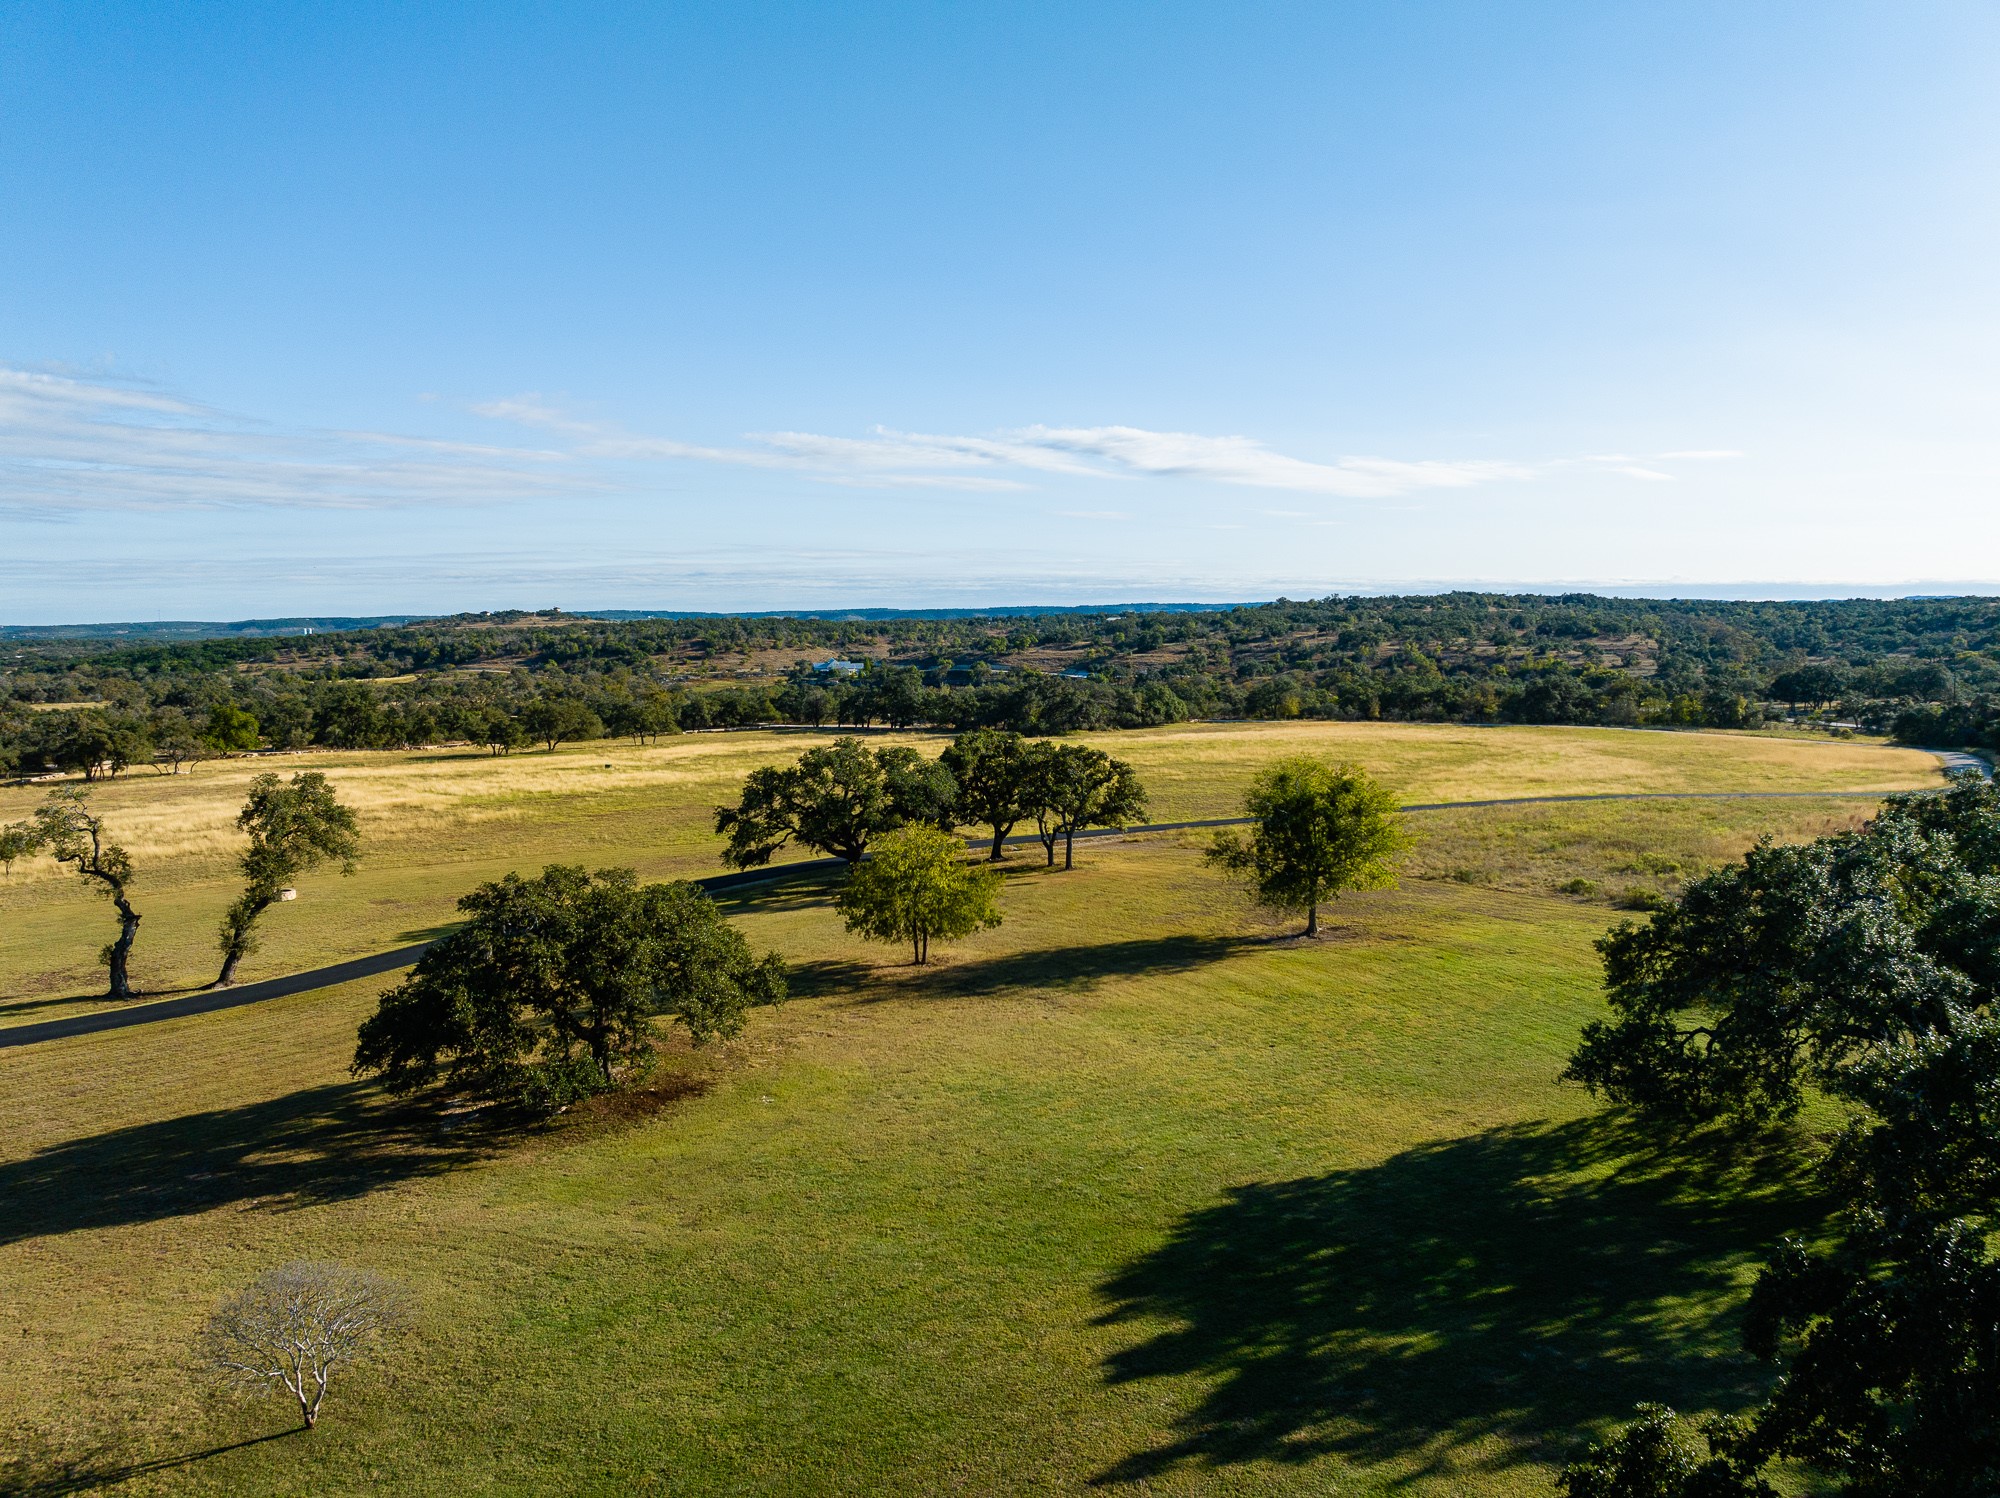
xmin=0 ymin=835 xmax=1826 ymax=1496
xmin=0 ymin=723 xmax=1938 ymax=1021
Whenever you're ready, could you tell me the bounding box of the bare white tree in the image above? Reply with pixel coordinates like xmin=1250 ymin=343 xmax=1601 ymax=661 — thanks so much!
xmin=199 ymin=1262 xmax=409 ymax=1429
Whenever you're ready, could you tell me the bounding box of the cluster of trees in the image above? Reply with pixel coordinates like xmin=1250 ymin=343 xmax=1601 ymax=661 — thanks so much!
xmin=1560 ymin=772 xmax=2000 ymax=1495
xmin=7 ymin=595 xmax=1998 ymax=774
xmin=715 ymin=732 xmax=1148 ymax=872
xmin=2 ymin=771 xmax=360 ymax=999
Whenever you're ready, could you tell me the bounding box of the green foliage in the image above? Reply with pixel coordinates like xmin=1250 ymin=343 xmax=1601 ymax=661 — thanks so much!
xmin=714 ymin=737 xmax=957 ymax=868
xmin=940 ymin=728 xmax=1035 ymax=858
xmin=521 ymin=695 xmax=603 ymax=751
xmin=202 ymin=703 xmax=261 ymax=753
xmin=216 ymin=771 xmax=362 ymax=985
xmin=1558 ymin=1406 xmax=1769 ymax=1498
xmin=1205 ymin=757 xmax=1407 ymax=935
xmin=0 ymin=821 xmax=34 ymax=874
xmin=1567 ymin=772 xmax=2000 ymax=1495
xmin=1563 ymin=772 xmax=2000 ymax=1127
xmin=834 ymin=825 xmax=1002 ymax=964
xmin=1023 ymin=742 xmax=1147 ymax=869
xmin=353 ymin=865 xmax=785 ymax=1111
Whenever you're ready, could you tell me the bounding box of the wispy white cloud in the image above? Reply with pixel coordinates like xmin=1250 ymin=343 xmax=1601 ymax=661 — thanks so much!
xmin=0 ymin=368 xmax=588 ymax=515
xmin=474 ymin=401 xmax=1547 ymax=498
xmin=0 ymin=365 xmax=1739 ymax=517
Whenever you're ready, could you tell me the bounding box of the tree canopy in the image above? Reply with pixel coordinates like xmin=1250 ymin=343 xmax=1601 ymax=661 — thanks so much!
xmin=353 ymin=865 xmax=785 ymax=1111
xmin=1205 ymin=757 xmax=1407 ymax=936
xmin=834 ymin=825 xmax=1002 ymax=964
xmin=941 ymin=728 xmax=1036 ymax=859
xmin=216 ymin=771 xmax=361 ymax=986
xmin=1025 ymin=743 xmax=1147 ymax=869
xmin=8 ymin=786 xmax=143 ymax=999
xmin=1563 ymin=773 xmax=2000 ymax=1127
xmin=1560 ymin=773 xmax=2000 ymax=1496
xmin=714 ymin=737 xmax=957 ymax=868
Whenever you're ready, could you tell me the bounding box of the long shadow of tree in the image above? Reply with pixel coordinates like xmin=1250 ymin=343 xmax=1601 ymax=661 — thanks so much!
xmin=1092 ymin=1115 xmax=1825 ymax=1487
xmin=794 ymin=934 xmax=1271 ymax=1006
xmin=0 ymin=1081 xmax=497 ymax=1247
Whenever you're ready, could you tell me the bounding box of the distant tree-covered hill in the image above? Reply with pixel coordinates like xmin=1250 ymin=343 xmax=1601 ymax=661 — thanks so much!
xmin=4 ymin=593 xmax=1996 ymax=777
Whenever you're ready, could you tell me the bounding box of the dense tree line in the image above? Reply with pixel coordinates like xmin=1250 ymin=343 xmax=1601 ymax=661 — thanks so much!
xmin=5 ymin=595 xmax=1998 ymax=774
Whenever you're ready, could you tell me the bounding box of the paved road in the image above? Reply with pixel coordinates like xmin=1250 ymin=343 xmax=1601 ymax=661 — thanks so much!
xmin=0 ymin=780 xmax=1956 ymax=1050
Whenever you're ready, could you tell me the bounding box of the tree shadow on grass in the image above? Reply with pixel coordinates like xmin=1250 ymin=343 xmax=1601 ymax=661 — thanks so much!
xmin=0 ymin=1081 xmax=499 ymax=1248
xmin=830 ymin=933 xmax=1271 ymax=1005
xmin=0 ymin=1432 xmax=298 ymax=1496
xmin=1091 ymin=1114 xmax=1826 ymax=1488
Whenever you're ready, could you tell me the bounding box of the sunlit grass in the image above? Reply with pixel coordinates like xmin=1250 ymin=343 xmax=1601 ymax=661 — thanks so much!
xmin=0 ymin=723 xmax=1941 ymax=1017
xmin=0 ymin=840 xmax=1822 ymax=1496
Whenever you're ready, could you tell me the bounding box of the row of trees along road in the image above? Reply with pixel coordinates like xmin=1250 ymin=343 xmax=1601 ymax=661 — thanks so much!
xmin=714 ymin=731 xmax=1149 ymax=873
xmin=1 ymin=771 xmax=360 ymax=1000
xmin=1558 ymin=772 xmax=2000 ymax=1497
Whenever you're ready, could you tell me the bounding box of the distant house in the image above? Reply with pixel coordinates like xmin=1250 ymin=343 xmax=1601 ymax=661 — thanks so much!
xmin=813 ymin=659 xmax=865 ymax=676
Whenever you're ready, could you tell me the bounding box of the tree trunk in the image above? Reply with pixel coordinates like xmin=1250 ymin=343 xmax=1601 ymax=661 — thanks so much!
xmin=989 ymin=828 xmax=1006 ymax=860
xmin=1064 ymin=827 xmax=1075 ymax=870
xmin=106 ymin=899 xmax=140 ymax=1000
xmin=1305 ymin=903 xmax=1318 ymax=938
xmin=215 ymin=893 xmax=272 ymax=986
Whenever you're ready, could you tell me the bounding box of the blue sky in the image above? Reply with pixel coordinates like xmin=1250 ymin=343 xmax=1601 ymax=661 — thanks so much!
xmin=3 ymin=2 xmax=1999 ymax=621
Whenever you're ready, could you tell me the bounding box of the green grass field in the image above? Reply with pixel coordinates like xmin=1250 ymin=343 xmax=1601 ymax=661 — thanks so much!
xmin=0 ymin=723 xmax=1935 ymax=1494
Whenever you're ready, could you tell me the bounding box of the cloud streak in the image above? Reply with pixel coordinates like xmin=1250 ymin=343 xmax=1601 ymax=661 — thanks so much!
xmin=0 ymin=368 xmax=587 ymax=516
xmin=0 ymin=364 xmax=1741 ymax=516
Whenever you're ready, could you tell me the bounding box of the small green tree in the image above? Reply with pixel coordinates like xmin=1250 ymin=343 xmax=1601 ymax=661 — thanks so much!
xmin=715 ymin=737 xmax=956 ymax=868
xmin=1205 ymin=757 xmax=1407 ymax=936
xmin=25 ymin=787 xmax=143 ymax=999
xmin=835 ymin=826 xmax=1002 ymax=964
xmin=353 ymin=866 xmax=785 ymax=1110
xmin=1024 ymin=743 xmax=1148 ymax=870
xmin=942 ymin=728 xmax=1035 ymax=859
xmin=215 ymin=772 xmax=362 ymax=986
xmin=0 ymin=822 xmax=35 ymax=875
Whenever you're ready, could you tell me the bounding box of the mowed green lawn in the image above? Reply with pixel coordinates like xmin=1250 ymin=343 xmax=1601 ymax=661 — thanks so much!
xmin=0 ymin=721 xmax=1938 ymax=1022
xmin=4 ymin=824 xmax=1832 ymax=1495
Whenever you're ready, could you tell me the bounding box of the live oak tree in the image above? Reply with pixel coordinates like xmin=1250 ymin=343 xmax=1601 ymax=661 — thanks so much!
xmin=353 ymin=865 xmax=785 ymax=1111
xmin=522 ymin=695 xmax=603 ymax=752
xmin=215 ymin=771 xmax=361 ymax=987
xmin=21 ymin=787 xmax=143 ymax=1000
xmin=834 ymin=825 xmax=1002 ymax=964
xmin=941 ymin=728 xmax=1035 ymax=860
xmin=481 ymin=707 xmax=527 ymax=756
xmin=200 ymin=1262 xmax=407 ymax=1430
xmin=1559 ymin=774 xmax=2000 ymax=1497
xmin=1024 ymin=743 xmax=1147 ymax=870
xmin=714 ymin=737 xmax=957 ymax=869
xmin=1205 ymin=757 xmax=1407 ymax=937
